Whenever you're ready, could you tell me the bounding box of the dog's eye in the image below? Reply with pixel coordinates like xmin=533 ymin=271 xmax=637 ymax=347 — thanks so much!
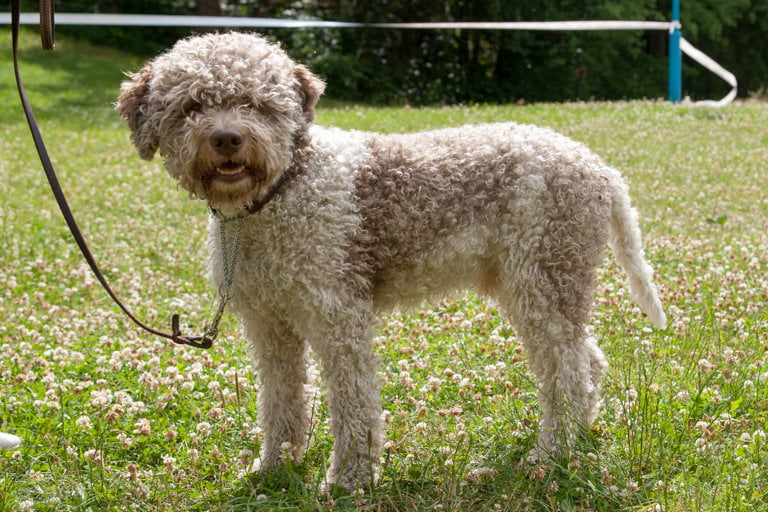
xmin=181 ymin=100 xmax=202 ymax=116
xmin=254 ymin=102 xmax=277 ymax=117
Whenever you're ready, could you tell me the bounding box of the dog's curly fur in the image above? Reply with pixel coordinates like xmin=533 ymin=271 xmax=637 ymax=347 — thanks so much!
xmin=118 ymin=32 xmax=666 ymax=492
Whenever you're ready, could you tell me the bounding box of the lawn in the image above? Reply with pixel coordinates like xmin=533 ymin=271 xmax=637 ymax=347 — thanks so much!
xmin=1 ymin=29 xmax=767 ymax=511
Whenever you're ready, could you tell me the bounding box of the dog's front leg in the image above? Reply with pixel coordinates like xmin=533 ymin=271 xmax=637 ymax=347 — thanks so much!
xmin=245 ymin=318 xmax=313 ymax=471
xmin=305 ymin=307 xmax=383 ymax=493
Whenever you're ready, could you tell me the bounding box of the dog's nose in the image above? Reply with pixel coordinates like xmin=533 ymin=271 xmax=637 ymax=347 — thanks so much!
xmin=210 ymin=130 xmax=244 ymax=155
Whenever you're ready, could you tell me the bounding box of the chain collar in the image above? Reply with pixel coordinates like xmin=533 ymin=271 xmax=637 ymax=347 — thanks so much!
xmin=197 ymin=209 xmax=247 ymax=343
xmin=200 ymin=170 xmax=293 ymax=344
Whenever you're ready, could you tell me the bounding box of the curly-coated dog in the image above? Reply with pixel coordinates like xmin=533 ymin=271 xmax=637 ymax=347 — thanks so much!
xmin=118 ymin=32 xmax=666 ymax=491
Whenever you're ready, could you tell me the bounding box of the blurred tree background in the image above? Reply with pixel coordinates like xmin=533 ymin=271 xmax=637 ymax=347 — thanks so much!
xmin=27 ymin=0 xmax=767 ymax=104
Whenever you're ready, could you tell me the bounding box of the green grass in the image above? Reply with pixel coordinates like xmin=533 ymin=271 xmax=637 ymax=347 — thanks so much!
xmin=1 ymin=29 xmax=767 ymax=511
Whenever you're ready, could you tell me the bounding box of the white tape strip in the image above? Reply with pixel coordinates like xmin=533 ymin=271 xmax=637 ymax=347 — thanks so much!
xmin=680 ymin=37 xmax=738 ymax=107
xmin=2 ymin=13 xmax=332 ymax=27
xmin=1 ymin=13 xmax=736 ymax=106
xmin=1 ymin=13 xmax=673 ymax=30
xmin=363 ymin=20 xmax=674 ymax=31
xmin=0 ymin=13 xmax=362 ymax=28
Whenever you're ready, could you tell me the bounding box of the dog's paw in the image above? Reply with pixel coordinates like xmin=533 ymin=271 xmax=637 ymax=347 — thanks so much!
xmin=321 ymin=455 xmax=379 ymax=495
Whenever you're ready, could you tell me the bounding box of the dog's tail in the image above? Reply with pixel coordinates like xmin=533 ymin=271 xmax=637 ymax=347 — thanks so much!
xmin=608 ymin=177 xmax=667 ymax=329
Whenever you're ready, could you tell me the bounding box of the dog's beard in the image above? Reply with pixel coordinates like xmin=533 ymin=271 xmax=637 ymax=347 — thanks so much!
xmin=165 ymin=112 xmax=295 ymax=210
xmin=168 ymin=150 xmax=287 ymax=211
xmin=193 ymin=157 xmax=275 ymax=210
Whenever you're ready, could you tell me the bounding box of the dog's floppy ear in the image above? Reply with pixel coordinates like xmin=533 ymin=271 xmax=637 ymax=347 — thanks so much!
xmin=117 ymin=63 xmax=160 ymax=161
xmin=293 ymin=64 xmax=325 ymax=123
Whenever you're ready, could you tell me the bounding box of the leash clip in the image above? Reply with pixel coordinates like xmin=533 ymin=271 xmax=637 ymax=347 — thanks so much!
xmin=171 ymin=314 xmax=214 ymax=349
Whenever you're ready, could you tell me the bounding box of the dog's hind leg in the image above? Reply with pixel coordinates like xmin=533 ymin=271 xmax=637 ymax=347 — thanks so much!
xmin=492 ymin=183 xmax=612 ymax=457
xmin=246 ymin=318 xmax=314 ymax=471
xmin=497 ymin=264 xmax=608 ymax=459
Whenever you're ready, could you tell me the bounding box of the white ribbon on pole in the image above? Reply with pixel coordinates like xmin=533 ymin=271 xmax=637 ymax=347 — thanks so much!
xmin=680 ymin=37 xmax=738 ymax=107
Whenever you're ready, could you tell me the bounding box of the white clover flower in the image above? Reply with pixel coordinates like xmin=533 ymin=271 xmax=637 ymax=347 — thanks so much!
xmin=464 ymin=466 xmax=498 ymax=483
xmin=114 ymin=390 xmax=134 ymax=406
xmin=84 ymin=449 xmax=103 ymax=464
xmin=127 ymin=401 xmax=147 ymax=415
xmin=41 ymin=372 xmax=57 ymax=388
xmin=131 ymin=482 xmax=150 ymax=499
xmin=134 ymin=418 xmax=151 ymax=436
xmin=117 ymin=433 xmax=133 ymax=449
xmin=428 ymin=377 xmax=442 ymax=392
xmin=695 ymin=421 xmax=709 ymax=433
xmin=90 ymin=389 xmax=113 ymax=409
xmin=698 ymin=359 xmax=714 ymax=373
xmin=76 ymin=416 xmax=93 ymax=431
xmin=196 ymin=422 xmax=212 ymax=436
xmin=162 ymin=454 xmax=176 ymax=472
xmin=239 ymin=449 xmax=254 ymax=465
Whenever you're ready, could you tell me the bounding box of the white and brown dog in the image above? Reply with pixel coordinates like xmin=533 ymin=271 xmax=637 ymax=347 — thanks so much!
xmin=118 ymin=32 xmax=665 ymax=492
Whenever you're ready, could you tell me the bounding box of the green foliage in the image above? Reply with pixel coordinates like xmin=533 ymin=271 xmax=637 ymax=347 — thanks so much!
xmin=2 ymin=30 xmax=768 ymax=511
xmin=27 ymin=0 xmax=768 ymax=103
xmin=682 ymin=0 xmax=768 ymax=98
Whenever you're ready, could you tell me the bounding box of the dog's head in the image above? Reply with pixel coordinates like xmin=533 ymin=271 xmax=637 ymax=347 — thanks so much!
xmin=117 ymin=32 xmax=325 ymax=211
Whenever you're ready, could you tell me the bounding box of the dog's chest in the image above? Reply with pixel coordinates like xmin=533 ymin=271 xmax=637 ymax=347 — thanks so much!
xmin=206 ymin=174 xmax=363 ymax=315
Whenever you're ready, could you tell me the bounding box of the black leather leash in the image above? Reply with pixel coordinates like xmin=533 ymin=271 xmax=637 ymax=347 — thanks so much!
xmin=11 ymin=0 xmax=213 ymax=349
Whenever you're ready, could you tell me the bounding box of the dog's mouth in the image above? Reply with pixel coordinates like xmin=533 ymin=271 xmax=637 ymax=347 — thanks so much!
xmin=213 ymin=161 xmax=250 ymax=183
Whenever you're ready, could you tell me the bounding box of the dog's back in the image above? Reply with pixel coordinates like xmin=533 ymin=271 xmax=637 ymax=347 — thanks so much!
xmin=312 ymin=123 xmax=659 ymax=320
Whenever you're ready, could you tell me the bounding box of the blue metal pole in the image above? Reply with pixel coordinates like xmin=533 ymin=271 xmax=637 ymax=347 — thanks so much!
xmin=668 ymin=0 xmax=682 ymax=102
